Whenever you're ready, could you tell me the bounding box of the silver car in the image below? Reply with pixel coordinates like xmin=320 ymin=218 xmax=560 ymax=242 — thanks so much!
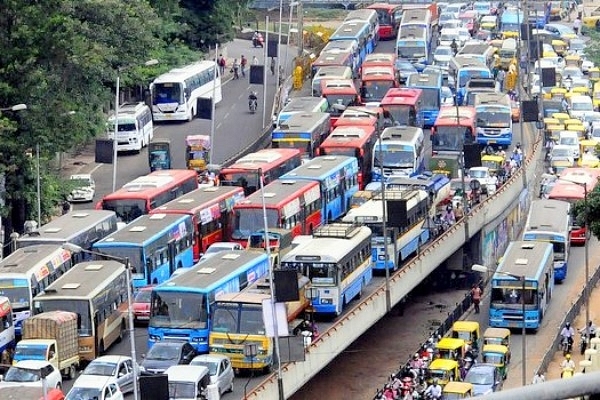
xmin=79 ymin=355 xmax=136 ymax=394
xmin=190 ymin=354 xmax=234 ymax=395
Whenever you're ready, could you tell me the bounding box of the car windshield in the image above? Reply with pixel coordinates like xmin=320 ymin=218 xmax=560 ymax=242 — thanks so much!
xmin=70 ymin=179 xmax=91 ymax=188
xmin=466 ymin=370 xmax=495 ymax=385
xmin=147 ymin=344 xmax=180 ymax=361
xmin=5 ymin=366 xmax=41 ymax=382
xmin=134 ymin=289 xmax=152 ymax=303
xmin=66 ymin=388 xmax=102 ymax=400
xmin=436 ymin=47 xmax=452 ymax=56
xmin=169 ymin=382 xmax=196 ymax=399
xmin=83 ymin=361 xmax=116 ymax=376
xmin=469 ymin=169 xmax=488 ymax=179
xmin=190 ymin=360 xmax=218 ymax=375
xmin=552 ymin=148 xmax=571 ymax=157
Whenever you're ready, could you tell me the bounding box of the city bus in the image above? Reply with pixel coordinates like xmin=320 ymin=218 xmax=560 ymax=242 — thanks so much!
xmin=474 ymin=93 xmax=513 ymax=147
xmin=150 ymin=61 xmax=222 ymax=122
xmin=0 ymin=245 xmax=73 ymax=336
xmin=218 ymin=148 xmax=303 ymax=196
xmin=317 ymin=125 xmax=377 ymax=189
xmin=280 ymin=223 xmax=372 ymax=316
xmin=281 ymin=156 xmax=360 ymax=224
xmin=406 ymin=72 xmax=443 ymax=128
xmin=32 ymin=260 xmax=128 ymax=361
xmin=92 ymin=213 xmax=195 ymax=287
xmin=367 ymin=3 xmax=403 ymax=40
xmin=386 ymin=174 xmax=452 ymax=210
xmin=209 ymin=274 xmax=310 ymax=371
xmin=274 ymin=96 xmax=329 ymax=128
xmin=321 ymin=79 xmax=361 ymax=126
xmin=380 ymin=88 xmax=423 ymax=127
xmin=430 ymin=106 xmax=477 ymax=177
xmin=17 ymin=210 xmax=119 ymax=258
xmin=400 ymin=8 xmax=432 ymax=41
xmin=311 ymin=40 xmax=360 ymax=78
xmin=522 ymin=199 xmax=571 ymax=282
xmin=345 ymin=9 xmax=380 ymax=51
xmin=271 ymin=112 xmax=331 ymax=160
xmin=343 ymin=189 xmax=430 ymax=271
xmin=360 ymin=66 xmax=398 ymax=104
xmin=372 ymin=126 xmax=426 ymax=181
xmin=488 ymin=241 xmax=554 ymax=330
xmin=396 ymin=26 xmax=430 ymax=65
xmin=150 ymin=186 xmax=245 ymax=262
xmin=97 ymin=169 xmax=199 ymax=224
xmin=148 ymin=250 xmax=270 ymax=352
xmin=330 ymin=21 xmax=371 ymax=65
xmin=449 ymin=56 xmax=493 ymax=105
xmin=0 ymin=297 xmax=14 ymax=356
xmin=107 ymin=102 xmax=153 ymax=152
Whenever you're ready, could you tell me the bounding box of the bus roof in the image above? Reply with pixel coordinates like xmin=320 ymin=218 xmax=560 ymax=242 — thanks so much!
xmin=379 ymin=126 xmax=423 ymax=143
xmin=281 ymin=97 xmax=327 ymax=113
xmin=559 ymin=167 xmax=600 ymax=188
xmin=496 ymin=241 xmax=553 ymax=280
xmin=35 ymin=260 xmax=125 ymax=300
xmin=155 ymin=250 xmax=269 ymax=292
xmin=152 ymin=61 xmax=216 ymax=84
xmin=322 ymin=40 xmax=358 ymax=53
xmin=331 ymin=21 xmax=370 ymax=40
xmin=0 ymin=245 xmax=71 ymax=275
xmin=343 ymin=189 xmax=429 ymax=223
xmin=380 ymin=88 xmax=422 ymax=106
xmin=276 ymin=112 xmax=330 ymax=131
xmin=234 ymin=179 xmax=320 ymax=209
xmin=548 ymin=181 xmax=586 ymax=200
xmin=361 ymin=66 xmax=396 ymax=79
xmin=94 ymin=213 xmax=191 ymax=247
xmin=313 ymin=51 xmax=353 ymax=67
xmin=18 ymin=211 xmax=117 ymax=245
xmin=474 ymin=93 xmax=511 ymax=107
xmin=281 ymin=155 xmax=358 ymax=181
xmin=367 ymin=3 xmax=401 ymax=12
xmin=320 ymin=125 xmax=376 ymax=147
xmin=101 ymin=170 xmax=198 ymax=202
xmin=437 ymin=106 xmax=476 ymax=120
xmin=222 ymin=148 xmax=301 ymax=171
xmin=345 ymin=9 xmax=378 ymax=22
xmin=151 ymin=186 xmax=245 ymax=216
xmin=362 ymin=53 xmax=396 ymax=66
xmin=407 ymin=72 xmax=443 ymax=88
xmin=524 ymin=199 xmax=570 ymax=233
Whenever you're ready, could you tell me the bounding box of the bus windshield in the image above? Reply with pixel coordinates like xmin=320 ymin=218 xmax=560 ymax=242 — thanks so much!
xmin=326 ymin=95 xmax=357 ymax=112
xmin=374 ymin=148 xmax=414 ymax=167
xmin=420 ymin=88 xmax=441 ymax=109
xmin=34 ymin=299 xmax=91 ymax=335
xmin=235 ymin=209 xmax=279 ymax=238
xmin=150 ymin=291 xmax=207 ymax=329
xmin=476 ymin=109 xmax=511 ymax=128
xmin=433 ymin=126 xmax=472 ymax=151
xmin=0 ymin=279 xmax=29 ymax=310
xmin=220 ymin=172 xmax=259 ymax=194
xmin=212 ymin=303 xmax=265 ymax=335
xmin=95 ymin=247 xmax=144 ymax=278
xmin=102 ymin=199 xmax=146 ymax=223
xmin=491 ymin=287 xmax=536 ymax=306
xmin=306 ymin=263 xmax=337 ymax=284
xmin=153 ymin=82 xmax=183 ymax=104
xmin=384 ymin=105 xmax=413 ymax=126
xmin=459 ymin=70 xmax=491 ymax=87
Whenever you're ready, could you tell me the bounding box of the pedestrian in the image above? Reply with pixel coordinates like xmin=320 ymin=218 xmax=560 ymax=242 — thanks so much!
xmin=232 ymin=58 xmax=240 ymax=79
xmin=497 ymin=68 xmax=506 ymax=92
xmin=532 ymin=370 xmax=545 ymax=384
xmin=240 ymin=55 xmax=247 ymax=77
xmin=270 ymin=57 xmax=276 ymax=75
xmin=454 ymin=203 xmax=464 ymax=220
xmin=573 ymin=16 xmax=582 ymax=35
xmin=218 ymin=54 xmax=226 ymax=76
xmin=577 ymin=2 xmax=584 ymax=19
xmin=252 ymin=55 xmax=259 ymax=65
xmin=471 ymin=284 xmax=482 ymax=314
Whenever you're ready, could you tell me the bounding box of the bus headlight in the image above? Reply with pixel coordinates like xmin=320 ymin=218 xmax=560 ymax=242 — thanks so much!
xmin=149 ymin=335 xmax=161 ymax=342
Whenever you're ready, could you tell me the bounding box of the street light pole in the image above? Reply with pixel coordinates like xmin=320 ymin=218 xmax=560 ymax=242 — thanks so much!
xmin=62 ymin=243 xmax=139 ymax=400
xmin=583 ymin=182 xmax=590 ymax=333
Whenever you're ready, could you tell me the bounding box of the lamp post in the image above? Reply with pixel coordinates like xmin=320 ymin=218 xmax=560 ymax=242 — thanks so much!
xmin=112 ymin=59 xmax=159 ymax=193
xmin=62 ymin=243 xmax=139 ymax=400
xmin=284 ymin=1 xmax=300 ymax=75
xmin=472 ymin=264 xmax=527 ymax=387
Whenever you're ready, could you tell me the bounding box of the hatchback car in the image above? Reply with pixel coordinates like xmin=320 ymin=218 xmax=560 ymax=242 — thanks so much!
xmin=200 ymin=242 xmax=244 ymax=261
xmin=0 ymin=360 xmax=62 ymax=390
xmin=190 ymin=354 xmax=235 ymax=395
xmin=464 ymin=363 xmax=503 ymax=396
xmin=132 ymin=286 xmax=153 ymax=325
xmin=66 ymin=174 xmax=95 ymax=203
xmin=79 ymin=355 xmax=136 ymax=394
xmin=140 ymin=342 xmax=197 ymax=376
xmin=65 ymin=376 xmax=123 ymax=400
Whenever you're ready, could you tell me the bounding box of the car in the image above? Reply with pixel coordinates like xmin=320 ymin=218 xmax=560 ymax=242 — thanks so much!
xmin=0 ymin=387 xmax=64 ymax=400
xmin=581 ymin=57 xmax=594 ymax=74
xmin=132 ymin=285 xmax=153 ymax=324
xmin=395 ymin=61 xmax=417 ymax=84
xmin=140 ymin=342 xmax=197 ymax=376
xmin=544 ymin=23 xmax=577 ymax=40
xmin=190 ymin=354 xmax=235 ymax=395
xmin=200 ymin=241 xmax=244 ymax=261
xmin=434 ymin=46 xmax=454 ymax=64
xmin=66 ymin=174 xmax=95 ymax=203
xmin=569 ymin=38 xmax=585 ymax=55
xmin=464 ymin=363 xmax=503 ymax=396
xmin=78 ymin=355 xmax=137 ymax=395
xmin=467 ymin=167 xmax=497 ymax=194
xmin=0 ymin=360 xmax=62 ymax=390
xmin=65 ymin=376 xmax=124 ymax=400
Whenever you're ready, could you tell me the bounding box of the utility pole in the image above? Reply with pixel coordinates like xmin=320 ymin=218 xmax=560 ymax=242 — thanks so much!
xmin=297 ymin=0 xmax=304 ymax=56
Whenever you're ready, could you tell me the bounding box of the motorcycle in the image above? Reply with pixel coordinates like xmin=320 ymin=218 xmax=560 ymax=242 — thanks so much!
xmin=561 ymin=336 xmax=573 ymax=356
xmin=561 ymin=366 xmax=575 ymax=379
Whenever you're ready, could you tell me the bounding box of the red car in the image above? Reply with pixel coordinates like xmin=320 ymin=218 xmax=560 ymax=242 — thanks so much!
xmin=133 ymin=285 xmax=154 ymax=325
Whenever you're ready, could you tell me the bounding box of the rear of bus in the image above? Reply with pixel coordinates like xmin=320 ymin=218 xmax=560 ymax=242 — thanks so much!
xmin=380 ymin=88 xmax=423 ymax=128
xmin=367 ymin=3 xmax=402 ymax=40
xmin=321 ymin=80 xmax=361 ymax=126
xmin=406 ymin=72 xmax=443 ymax=128
xmin=360 ymin=66 xmax=397 ymax=105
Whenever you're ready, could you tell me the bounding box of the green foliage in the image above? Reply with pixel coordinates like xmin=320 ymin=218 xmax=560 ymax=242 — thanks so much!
xmin=572 ymin=186 xmax=600 ymax=240
xmin=585 ymin=31 xmax=600 ymax=67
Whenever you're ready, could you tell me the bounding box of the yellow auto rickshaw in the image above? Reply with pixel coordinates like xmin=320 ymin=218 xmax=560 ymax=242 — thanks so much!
xmin=442 ymin=382 xmax=474 ymax=400
xmin=550 ymin=87 xmax=568 ymax=101
xmin=481 ymin=344 xmax=510 ymax=380
xmin=436 ymin=338 xmax=467 ymax=361
xmin=572 ymin=85 xmax=590 ymax=96
xmin=579 ymin=139 xmax=600 ymax=167
xmin=544 ymin=117 xmax=560 ymax=127
xmin=589 ymin=67 xmax=600 ymax=83
xmin=427 ymin=359 xmax=460 ymax=386
xmin=552 ymin=39 xmax=568 ymax=57
xmin=552 ymin=112 xmax=570 ymax=123
xmin=551 ymin=158 xmax=574 ymax=174
xmin=481 ymin=154 xmax=504 ymax=176
xmin=451 ymin=321 xmax=481 ymax=357
xmin=546 ymin=124 xmax=565 ymax=141
xmin=483 ymin=327 xmax=511 ymax=348
xmin=564 ymin=118 xmax=584 ymax=127
xmin=565 ymin=54 xmax=583 ymax=69
xmin=502 ymin=31 xmax=519 ymax=39
xmin=567 ymin=124 xmax=586 ymax=138
xmin=593 ymin=81 xmax=600 ymax=109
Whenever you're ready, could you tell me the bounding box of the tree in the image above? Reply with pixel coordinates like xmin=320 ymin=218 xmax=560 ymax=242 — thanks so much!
xmin=571 ymin=186 xmax=600 ymax=240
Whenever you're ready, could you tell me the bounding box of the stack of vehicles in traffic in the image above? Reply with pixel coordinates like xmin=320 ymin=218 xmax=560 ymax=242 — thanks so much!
xmin=312 ymin=65 xmax=354 ymax=97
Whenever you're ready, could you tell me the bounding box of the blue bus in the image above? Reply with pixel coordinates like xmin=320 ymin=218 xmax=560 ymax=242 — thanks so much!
xmin=522 ymin=199 xmax=571 ymax=282
xmin=330 ymin=21 xmax=371 ymax=66
xmin=345 ymin=9 xmax=380 ymax=53
xmin=406 ymin=72 xmax=443 ymax=128
xmin=343 ymin=189 xmax=430 ymax=271
xmin=449 ymin=56 xmax=492 ymax=106
xmin=147 ymin=250 xmax=270 ymax=352
xmin=372 ymin=126 xmax=426 ymax=181
xmin=280 ymin=223 xmax=372 ymax=316
xmin=92 ymin=213 xmax=194 ymax=287
xmin=500 ymin=10 xmax=523 ymax=36
xmin=386 ymin=173 xmax=451 ymax=209
xmin=395 ymin=36 xmax=429 ymax=65
xmin=488 ymin=241 xmax=554 ymax=330
xmin=281 ymin=155 xmax=359 ymax=224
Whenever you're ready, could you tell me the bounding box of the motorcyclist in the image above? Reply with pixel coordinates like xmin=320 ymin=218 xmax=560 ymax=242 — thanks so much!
xmin=252 ymin=31 xmax=263 ymax=47
xmin=409 ymin=353 xmax=425 ymax=381
xmin=424 ymin=378 xmax=442 ymax=400
xmin=248 ymin=91 xmax=258 ymax=110
xmin=560 ymin=353 xmax=575 ymax=378
xmin=561 ymin=322 xmax=576 ymax=349
xmin=580 ymin=320 xmax=597 ymax=339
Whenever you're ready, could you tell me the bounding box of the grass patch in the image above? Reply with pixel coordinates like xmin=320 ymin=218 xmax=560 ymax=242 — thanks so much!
xmin=303 ymin=8 xmax=347 ymax=21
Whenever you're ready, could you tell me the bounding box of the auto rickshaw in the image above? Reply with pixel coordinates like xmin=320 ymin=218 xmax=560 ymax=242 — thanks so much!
xmin=436 ymin=338 xmax=467 ymax=361
xmin=442 ymin=382 xmax=474 ymax=400
xmin=451 ymin=321 xmax=481 ymax=358
xmin=593 ymin=82 xmax=600 ymax=110
xmin=547 ymin=124 xmax=566 ymax=141
xmin=551 ymin=158 xmax=574 ymax=174
xmin=552 ymin=39 xmax=568 ymax=57
xmin=590 ymin=67 xmax=600 ymax=83
xmin=550 ymin=87 xmax=568 ymax=101
xmin=572 ymin=85 xmax=590 ymax=97
xmin=552 ymin=112 xmax=570 ymax=123
xmin=565 ymin=54 xmax=583 ymax=69
xmin=481 ymin=154 xmax=504 ymax=176
xmin=481 ymin=344 xmax=510 ymax=380
xmin=544 ymin=117 xmax=560 ymax=127
xmin=567 ymin=124 xmax=586 ymax=138
xmin=427 ymin=358 xmax=461 ymax=386
xmin=484 ymin=327 xmax=511 ymax=346
xmin=579 ymin=139 xmax=600 ymax=167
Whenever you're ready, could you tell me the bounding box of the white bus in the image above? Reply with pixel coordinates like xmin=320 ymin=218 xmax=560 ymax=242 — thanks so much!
xmin=150 ymin=61 xmax=222 ymax=122
xmin=0 ymin=245 xmax=73 ymax=336
xmin=32 ymin=260 xmax=128 ymax=362
xmin=107 ymin=102 xmax=154 ymax=152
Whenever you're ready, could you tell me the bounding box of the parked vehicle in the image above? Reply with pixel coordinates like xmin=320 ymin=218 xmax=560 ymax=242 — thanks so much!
xmin=67 ymin=174 xmax=96 ymax=203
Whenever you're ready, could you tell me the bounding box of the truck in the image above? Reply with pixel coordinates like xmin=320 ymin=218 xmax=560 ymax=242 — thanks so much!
xmin=14 ymin=311 xmax=80 ymax=379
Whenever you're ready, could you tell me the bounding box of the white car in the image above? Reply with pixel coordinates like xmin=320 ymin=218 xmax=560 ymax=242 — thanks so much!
xmin=434 ymin=46 xmax=454 ymax=64
xmin=66 ymin=376 xmax=124 ymax=400
xmin=0 ymin=360 xmax=62 ymax=390
xmin=67 ymin=174 xmax=95 ymax=202
xmin=79 ymin=355 xmax=137 ymax=394
xmin=468 ymin=167 xmax=497 ymax=194
xmin=199 ymin=242 xmax=243 ymax=261
xmin=190 ymin=354 xmax=235 ymax=395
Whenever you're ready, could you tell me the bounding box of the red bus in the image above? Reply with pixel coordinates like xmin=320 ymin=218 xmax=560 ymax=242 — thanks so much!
xmin=317 ymin=125 xmax=377 ymax=189
xmin=380 ymin=88 xmax=423 ymax=127
xmin=150 ymin=186 xmax=245 ymax=261
xmin=219 ymin=148 xmax=302 ymax=196
xmin=232 ymin=179 xmax=322 ymax=245
xmin=333 ymin=106 xmax=383 ymax=129
xmin=431 ymin=106 xmax=477 ymax=154
xmin=367 ymin=3 xmax=403 ymax=40
xmin=360 ymin=66 xmax=398 ymax=104
xmin=549 ymin=168 xmax=600 ymax=245
xmin=321 ymin=79 xmax=361 ymax=126
xmin=97 ymin=169 xmax=198 ymax=223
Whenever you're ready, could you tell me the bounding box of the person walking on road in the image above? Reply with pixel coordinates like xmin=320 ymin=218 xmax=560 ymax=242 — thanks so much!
xmin=471 ymin=284 xmax=482 ymax=314
xmin=497 ymin=68 xmax=506 ymax=92
xmin=240 ymin=55 xmax=248 ymax=77
xmin=252 ymin=55 xmax=259 ymax=65
xmin=218 ymin=54 xmax=226 ymax=76
xmin=270 ymin=57 xmax=276 ymax=75
xmin=232 ymin=58 xmax=240 ymax=79
xmin=573 ymin=17 xmax=582 ymax=35
xmin=532 ymin=371 xmax=546 ymax=384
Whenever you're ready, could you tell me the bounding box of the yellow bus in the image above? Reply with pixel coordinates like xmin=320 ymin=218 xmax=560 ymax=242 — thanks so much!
xmin=32 ymin=260 xmax=128 ymax=362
